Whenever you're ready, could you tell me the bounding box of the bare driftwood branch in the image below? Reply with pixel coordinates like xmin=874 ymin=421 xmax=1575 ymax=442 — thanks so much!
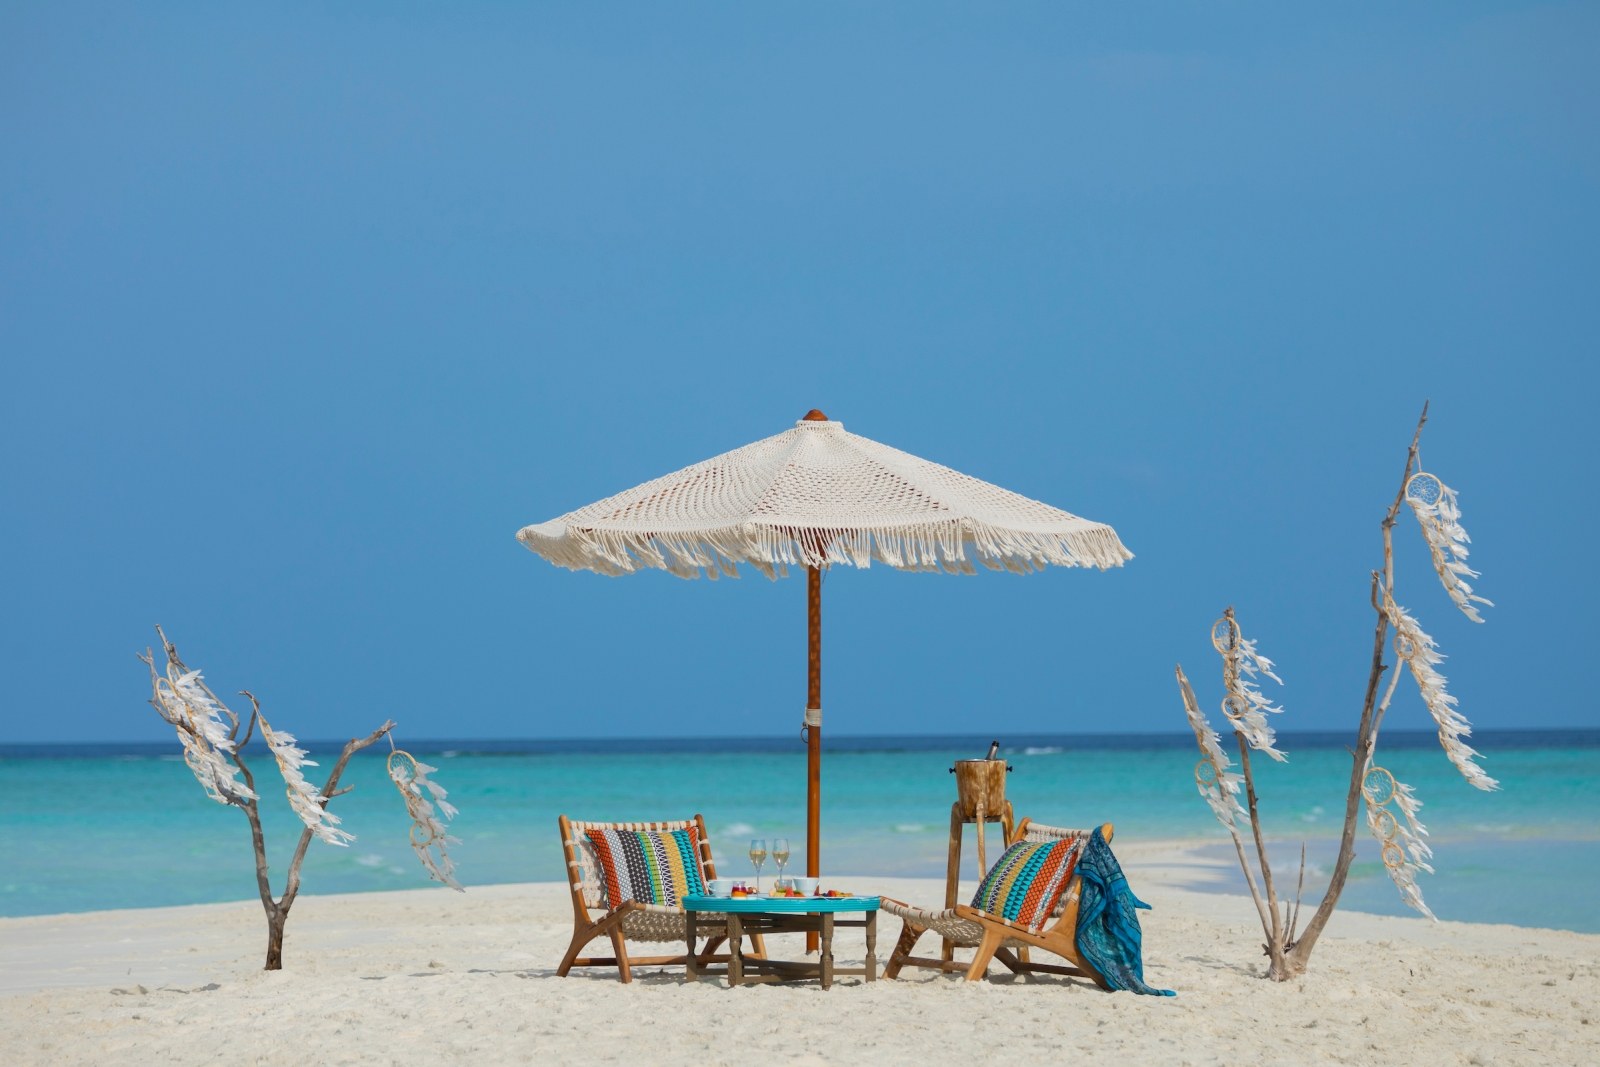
xmin=1219 ymin=605 xmax=1283 ymax=952
xmin=1288 ymin=842 xmax=1306 ymax=948
xmin=236 ymin=691 xmax=259 ymax=748
xmin=1280 ymin=401 xmax=1429 ymax=977
xmin=1233 ymin=728 xmax=1285 ymax=967
xmin=278 ymin=722 xmax=397 ymax=915
xmin=142 ymin=628 xmax=402 ymax=970
xmin=1177 ymin=403 xmax=1467 ymax=981
xmin=228 ymin=690 xmax=275 ymax=920
xmin=252 ymin=719 xmax=395 ymax=968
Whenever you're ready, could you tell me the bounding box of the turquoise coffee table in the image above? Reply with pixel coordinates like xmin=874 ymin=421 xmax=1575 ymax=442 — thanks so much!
xmin=682 ymin=894 xmax=881 ymax=989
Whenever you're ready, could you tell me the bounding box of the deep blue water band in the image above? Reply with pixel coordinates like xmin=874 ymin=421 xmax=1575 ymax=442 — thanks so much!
xmin=5 ymin=728 xmax=1597 ymax=760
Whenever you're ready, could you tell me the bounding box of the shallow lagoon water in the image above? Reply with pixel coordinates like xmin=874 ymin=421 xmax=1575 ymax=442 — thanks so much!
xmin=2 ymin=732 xmax=1595 ymax=931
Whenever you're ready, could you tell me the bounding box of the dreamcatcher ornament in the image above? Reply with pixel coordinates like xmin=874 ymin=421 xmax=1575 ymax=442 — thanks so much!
xmin=388 ymin=748 xmax=464 ymax=891
xmin=1361 ymin=763 xmax=1435 ymax=919
xmin=258 ymin=716 xmax=353 ymax=846
xmin=1381 ymin=590 xmax=1499 ymax=792
xmin=1177 ymin=665 xmax=1247 ymax=831
xmin=146 ymin=660 xmax=256 ymax=806
xmin=1354 ymin=460 xmax=1498 ymax=918
xmin=1211 ymin=611 xmax=1288 ymax=761
xmin=1405 ymin=470 xmax=1493 ymax=623
xmin=1192 ymin=755 xmax=1245 ymax=830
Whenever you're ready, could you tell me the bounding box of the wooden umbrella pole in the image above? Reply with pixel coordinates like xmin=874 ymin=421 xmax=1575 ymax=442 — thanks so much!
xmin=805 ymin=562 xmax=822 ymax=953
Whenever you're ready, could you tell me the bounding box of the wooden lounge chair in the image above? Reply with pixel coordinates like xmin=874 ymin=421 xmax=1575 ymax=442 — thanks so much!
xmin=881 ymin=819 xmax=1113 ymax=987
xmin=556 ymin=815 xmax=766 ymax=983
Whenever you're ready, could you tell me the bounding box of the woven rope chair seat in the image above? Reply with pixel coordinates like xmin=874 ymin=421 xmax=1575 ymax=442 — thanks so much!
xmin=879 ymin=901 xmax=1027 ymax=949
xmin=615 ymin=905 xmax=731 ymax=944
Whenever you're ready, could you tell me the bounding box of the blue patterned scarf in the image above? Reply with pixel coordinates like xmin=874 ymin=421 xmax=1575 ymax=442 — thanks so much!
xmin=1074 ymin=827 xmax=1176 ymax=996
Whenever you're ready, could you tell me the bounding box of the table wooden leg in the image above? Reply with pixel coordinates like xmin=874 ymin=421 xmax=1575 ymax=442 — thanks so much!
xmin=685 ymin=911 xmax=699 ymax=982
xmin=821 ymin=913 xmax=834 ymax=990
xmin=864 ymin=911 xmax=877 ymax=982
xmin=728 ymin=914 xmax=744 ymax=987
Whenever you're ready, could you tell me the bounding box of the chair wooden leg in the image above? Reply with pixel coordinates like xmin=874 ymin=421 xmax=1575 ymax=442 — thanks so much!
xmin=1076 ymin=952 xmax=1113 ymax=992
xmin=1034 ymin=930 xmax=1113 ymax=991
xmin=883 ymin=922 xmax=925 ymax=980
xmin=748 ymin=932 xmax=768 ymax=959
xmin=560 ymin=908 xmax=629 ymax=978
xmin=609 ymin=926 xmax=632 ymax=984
xmin=697 ymin=935 xmax=726 ymax=963
xmin=556 ymin=921 xmax=604 ymax=979
xmin=685 ymin=911 xmax=699 ymax=983
xmin=964 ymin=927 xmax=1004 ymax=982
xmin=557 ymin=925 xmax=595 ymax=977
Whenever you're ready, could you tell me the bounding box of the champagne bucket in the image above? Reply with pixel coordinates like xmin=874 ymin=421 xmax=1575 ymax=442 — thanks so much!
xmin=951 ymin=758 xmax=1008 ymax=821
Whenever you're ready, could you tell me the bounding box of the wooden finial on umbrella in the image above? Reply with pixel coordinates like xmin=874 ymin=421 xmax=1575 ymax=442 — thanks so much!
xmin=802 ymin=409 xmax=829 ymax=421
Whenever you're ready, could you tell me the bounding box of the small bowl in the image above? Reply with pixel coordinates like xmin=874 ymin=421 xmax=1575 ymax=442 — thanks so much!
xmin=790 ymin=877 xmax=819 ymax=895
xmin=707 ymin=879 xmax=736 ymax=897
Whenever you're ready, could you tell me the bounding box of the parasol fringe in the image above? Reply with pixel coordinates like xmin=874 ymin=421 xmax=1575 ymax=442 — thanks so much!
xmin=518 ymin=517 xmax=1131 ymax=580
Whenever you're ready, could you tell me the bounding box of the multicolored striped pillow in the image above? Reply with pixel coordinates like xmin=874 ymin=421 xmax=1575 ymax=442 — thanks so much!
xmin=970 ymin=838 xmax=1079 ymax=931
xmin=585 ymin=826 xmax=707 ymax=908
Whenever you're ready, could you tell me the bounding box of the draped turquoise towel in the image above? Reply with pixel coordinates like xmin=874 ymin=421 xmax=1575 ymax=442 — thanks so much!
xmin=1074 ymin=826 xmax=1175 ymax=996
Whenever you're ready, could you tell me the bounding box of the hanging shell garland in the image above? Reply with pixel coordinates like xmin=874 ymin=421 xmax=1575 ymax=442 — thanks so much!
xmin=388 ymin=750 xmax=463 ymax=891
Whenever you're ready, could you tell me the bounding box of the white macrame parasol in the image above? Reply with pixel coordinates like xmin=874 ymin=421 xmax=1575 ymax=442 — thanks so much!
xmin=517 ymin=411 xmax=1132 ymax=919
xmin=520 ymin=414 xmax=1132 ymax=578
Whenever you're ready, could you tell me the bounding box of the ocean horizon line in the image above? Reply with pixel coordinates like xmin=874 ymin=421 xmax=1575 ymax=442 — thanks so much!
xmin=4 ymin=726 xmax=1597 ymax=759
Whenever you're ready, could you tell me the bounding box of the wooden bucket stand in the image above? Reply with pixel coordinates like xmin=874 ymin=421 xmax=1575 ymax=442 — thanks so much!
xmin=943 ymin=758 xmax=1014 ymax=963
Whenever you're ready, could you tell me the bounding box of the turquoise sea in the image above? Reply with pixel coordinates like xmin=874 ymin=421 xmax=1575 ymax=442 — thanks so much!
xmin=2 ymin=731 xmax=1596 ymax=932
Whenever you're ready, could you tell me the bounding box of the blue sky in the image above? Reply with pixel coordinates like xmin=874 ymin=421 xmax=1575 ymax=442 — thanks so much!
xmin=1 ymin=3 xmax=1595 ymax=743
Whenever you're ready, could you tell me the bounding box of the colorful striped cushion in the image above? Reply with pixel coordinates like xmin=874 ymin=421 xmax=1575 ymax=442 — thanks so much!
xmin=584 ymin=826 xmax=707 ymax=908
xmin=970 ymin=838 xmax=1079 ymax=931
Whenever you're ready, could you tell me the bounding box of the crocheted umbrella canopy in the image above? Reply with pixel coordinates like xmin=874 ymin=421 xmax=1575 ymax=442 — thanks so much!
xmin=517 ymin=414 xmax=1133 ymax=578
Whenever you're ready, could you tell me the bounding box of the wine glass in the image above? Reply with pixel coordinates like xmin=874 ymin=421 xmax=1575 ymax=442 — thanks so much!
xmin=749 ymin=838 xmax=768 ymax=894
xmin=772 ymin=837 xmax=791 ymax=890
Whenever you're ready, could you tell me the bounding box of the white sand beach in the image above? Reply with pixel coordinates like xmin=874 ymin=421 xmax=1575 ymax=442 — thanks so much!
xmin=3 ymin=840 xmax=1596 ymax=1067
